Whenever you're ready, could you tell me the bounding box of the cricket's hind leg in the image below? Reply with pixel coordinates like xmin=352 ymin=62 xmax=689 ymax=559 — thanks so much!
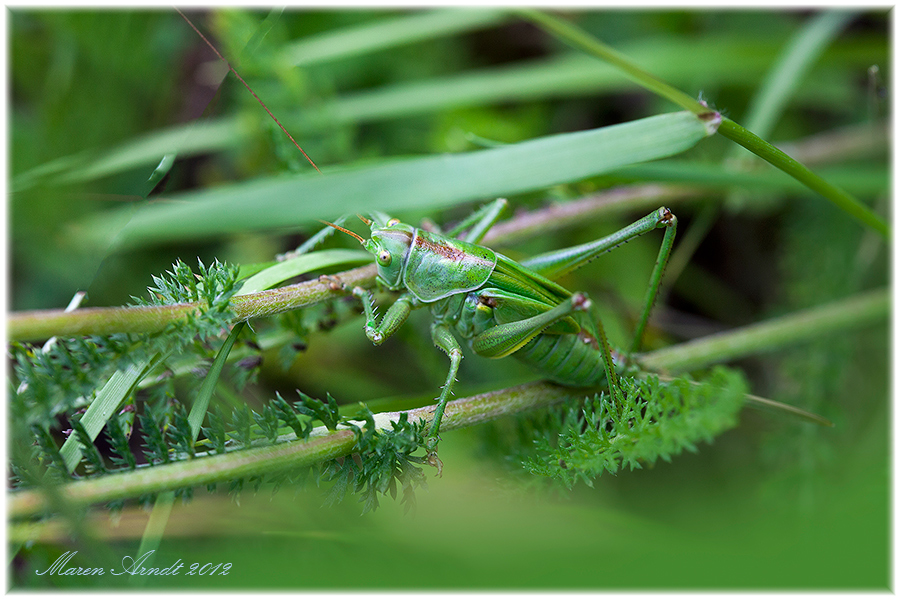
xmin=520 ymin=207 xmax=677 ymax=354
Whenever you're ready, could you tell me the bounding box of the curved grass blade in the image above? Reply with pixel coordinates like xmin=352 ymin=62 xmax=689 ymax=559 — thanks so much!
xmin=281 ymin=8 xmax=509 ymax=67
xmin=187 ymin=322 xmax=246 ymax=441
xmin=740 ymin=11 xmax=854 ymax=138
xmin=59 ymin=352 xmax=169 ymax=473
xmin=236 ymin=249 xmax=371 ymax=296
xmin=74 ymin=111 xmax=715 ymax=249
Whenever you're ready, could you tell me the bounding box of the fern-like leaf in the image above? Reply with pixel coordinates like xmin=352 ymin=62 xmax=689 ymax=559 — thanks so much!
xmin=522 ymin=367 xmax=748 ymax=488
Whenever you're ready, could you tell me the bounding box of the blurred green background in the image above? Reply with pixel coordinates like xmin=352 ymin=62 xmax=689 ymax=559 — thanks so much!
xmin=9 ymin=8 xmax=889 ymax=590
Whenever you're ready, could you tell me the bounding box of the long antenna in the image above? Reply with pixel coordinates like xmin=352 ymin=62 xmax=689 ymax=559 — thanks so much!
xmin=320 ymin=220 xmax=365 ymax=244
xmin=175 ymin=8 xmax=321 ymax=174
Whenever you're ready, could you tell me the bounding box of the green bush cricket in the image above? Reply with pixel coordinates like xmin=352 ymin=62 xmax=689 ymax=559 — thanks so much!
xmin=322 ymin=200 xmax=677 ymax=471
xmin=175 ymin=10 xmax=839 ymax=478
xmin=177 ymin=8 xmax=682 ymax=473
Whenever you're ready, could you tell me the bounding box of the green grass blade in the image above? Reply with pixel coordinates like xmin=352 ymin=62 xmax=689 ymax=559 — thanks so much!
xmin=59 ymin=354 xmax=166 ymax=473
xmin=188 ymin=323 xmax=245 ymax=441
xmin=717 ymin=118 xmax=888 ymax=237
xmin=236 ymin=249 xmax=372 ymax=295
xmin=281 ymin=8 xmax=509 ymax=67
xmin=318 ymin=41 xmax=780 ymax=125
xmin=75 ymin=111 xmax=715 ymax=249
xmin=62 ymin=120 xmax=239 ymax=186
xmin=520 ymin=10 xmax=888 ymax=238
xmin=741 ymin=11 xmax=854 ymax=137
xmin=130 ymin=491 xmax=175 ymax=584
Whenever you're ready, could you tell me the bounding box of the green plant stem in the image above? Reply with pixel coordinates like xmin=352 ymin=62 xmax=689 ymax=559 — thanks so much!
xmin=519 ymin=9 xmax=888 ymax=239
xmin=8 ymin=381 xmax=576 ymax=519
xmin=10 ymin=289 xmax=887 ymax=518
xmin=516 ymin=9 xmax=705 ymax=114
xmin=637 ymin=288 xmax=888 ymax=373
xmin=7 ymin=265 xmax=378 ymax=342
xmin=717 ymin=118 xmax=889 ymax=238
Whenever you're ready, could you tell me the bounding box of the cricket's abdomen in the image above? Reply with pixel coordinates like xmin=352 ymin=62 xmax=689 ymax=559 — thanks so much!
xmin=513 ymin=322 xmax=607 ymax=388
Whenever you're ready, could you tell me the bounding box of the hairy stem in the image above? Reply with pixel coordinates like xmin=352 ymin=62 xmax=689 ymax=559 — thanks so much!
xmin=9 ymin=381 xmax=576 ymax=518
xmin=637 ymin=288 xmax=888 ymax=373
xmin=9 ymin=288 xmax=887 ymax=518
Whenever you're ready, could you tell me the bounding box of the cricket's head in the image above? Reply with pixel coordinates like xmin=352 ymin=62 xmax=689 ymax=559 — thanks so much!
xmin=321 ymin=213 xmax=414 ymax=289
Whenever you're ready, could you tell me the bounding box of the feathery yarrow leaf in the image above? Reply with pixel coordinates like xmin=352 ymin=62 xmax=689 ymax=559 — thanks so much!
xmin=522 ymin=367 xmax=748 ymax=488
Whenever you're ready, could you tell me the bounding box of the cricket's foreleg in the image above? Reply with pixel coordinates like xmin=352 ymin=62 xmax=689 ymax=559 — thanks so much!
xmin=426 ymin=323 xmax=464 ymax=475
xmin=351 ymin=288 xmax=415 ymax=345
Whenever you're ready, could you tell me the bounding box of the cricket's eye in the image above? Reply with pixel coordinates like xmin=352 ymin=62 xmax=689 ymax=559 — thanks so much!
xmin=377 ymin=250 xmax=392 ymax=267
xmin=387 ymin=218 xmax=400 ymax=226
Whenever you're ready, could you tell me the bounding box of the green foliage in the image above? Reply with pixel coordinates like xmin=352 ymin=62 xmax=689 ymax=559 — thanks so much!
xmin=69 ymin=415 xmax=108 ymax=476
xmin=294 ymin=392 xmax=341 ymax=432
xmin=104 ymin=411 xmax=136 ymax=471
xmin=131 ymin=258 xmax=240 ymax=344
xmin=30 ymin=425 xmax=71 ymax=482
xmin=9 ymin=259 xmax=240 ymax=436
xmin=522 ymin=368 xmax=748 ymax=487
xmin=8 ymin=259 xmax=242 ymax=486
xmin=272 ymin=393 xmax=313 ymax=440
xmin=9 ymin=335 xmax=133 ymax=428
xmin=330 ymin=409 xmax=429 ymax=514
xmin=139 ymin=409 xmax=171 ymax=466
xmin=133 ymin=258 xmax=237 ymax=307
xmin=6 ymin=10 xmax=889 ymax=590
xmin=202 ymin=407 xmax=229 ymax=455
